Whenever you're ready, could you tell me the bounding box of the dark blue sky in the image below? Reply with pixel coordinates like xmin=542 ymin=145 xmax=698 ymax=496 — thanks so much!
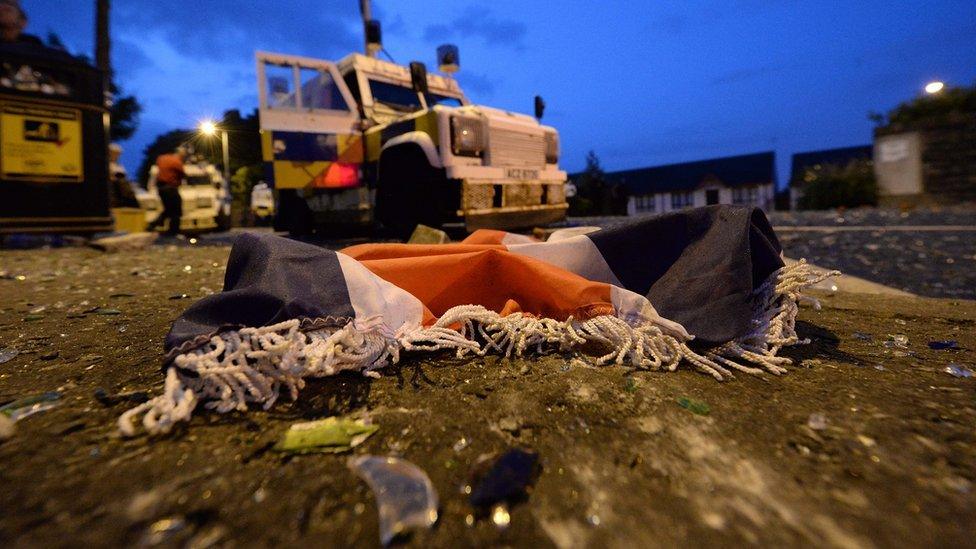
xmin=21 ymin=0 xmax=976 ymax=183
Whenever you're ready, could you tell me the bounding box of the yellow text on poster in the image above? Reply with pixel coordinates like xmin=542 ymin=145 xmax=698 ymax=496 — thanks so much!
xmin=1 ymin=103 xmax=83 ymax=183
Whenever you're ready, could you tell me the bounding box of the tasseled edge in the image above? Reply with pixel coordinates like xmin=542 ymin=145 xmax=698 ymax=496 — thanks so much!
xmin=118 ymin=260 xmax=838 ymax=437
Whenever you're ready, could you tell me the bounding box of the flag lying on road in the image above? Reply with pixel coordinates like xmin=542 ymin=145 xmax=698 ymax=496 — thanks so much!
xmin=121 ymin=206 xmax=834 ymax=436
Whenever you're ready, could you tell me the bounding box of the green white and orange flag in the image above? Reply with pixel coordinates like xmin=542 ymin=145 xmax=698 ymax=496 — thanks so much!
xmin=121 ymin=206 xmax=833 ymax=436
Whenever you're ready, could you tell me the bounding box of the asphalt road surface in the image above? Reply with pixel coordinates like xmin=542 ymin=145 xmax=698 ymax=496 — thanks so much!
xmin=572 ymin=207 xmax=976 ymax=300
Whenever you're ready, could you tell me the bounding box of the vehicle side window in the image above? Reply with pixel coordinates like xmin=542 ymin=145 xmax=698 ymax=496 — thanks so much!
xmin=266 ymin=64 xmax=296 ymax=108
xmin=299 ymin=68 xmax=348 ymax=111
xmin=425 ymin=93 xmax=462 ymax=107
xmin=369 ymin=79 xmax=422 ymax=112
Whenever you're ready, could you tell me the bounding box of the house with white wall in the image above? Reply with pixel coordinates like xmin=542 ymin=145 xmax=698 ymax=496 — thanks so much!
xmin=607 ymin=151 xmax=777 ymax=215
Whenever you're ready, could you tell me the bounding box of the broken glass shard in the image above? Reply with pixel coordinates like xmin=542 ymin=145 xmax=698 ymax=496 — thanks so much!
xmin=0 ymin=392 xmax=61 ymax=421
xmin=348 ymin=455 xmax=439 ymax=545
xmin=807 ymin=413 xmax=827 ymax=431
xmin=0 ymin=348 xmax=18 ymax=364
xmin=944 ymin=364 xmax=973 ymax=378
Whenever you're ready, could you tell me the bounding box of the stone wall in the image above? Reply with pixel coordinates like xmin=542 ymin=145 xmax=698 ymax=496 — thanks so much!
xmin=920 ymin=116 xmax=976 ymax=202
xmin=876 ymin=113 xmax=976 ymax=204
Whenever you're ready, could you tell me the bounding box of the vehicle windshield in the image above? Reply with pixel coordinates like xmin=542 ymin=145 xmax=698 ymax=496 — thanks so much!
xmin=425 ymin=92 xmax=463 ymax=107
xmin=368 ymin=79 xmax=422 ymax=112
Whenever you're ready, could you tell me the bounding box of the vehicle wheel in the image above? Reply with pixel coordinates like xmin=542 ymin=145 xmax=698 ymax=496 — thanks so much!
xmin=278 ymin=191 xmax=313 ymax=238
xmin=215 ymin=208 xmax=232 ymax=232
xmin=375 ymin=147 xmax=442 ymax=240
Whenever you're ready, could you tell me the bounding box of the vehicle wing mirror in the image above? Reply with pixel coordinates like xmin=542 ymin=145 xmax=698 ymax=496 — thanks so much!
xmin=534 ymin=95 xmax=545 ymax=120
xmin=410 ymin=61 xmax=429 ymax=95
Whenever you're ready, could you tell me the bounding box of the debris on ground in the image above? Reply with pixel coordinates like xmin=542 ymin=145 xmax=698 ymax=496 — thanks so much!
xmin=452 ymin=437 xmax=471 ymax=453
xmin=273 ymin=416 xmax=378 ymax=454
xmin=348 ymin=455 xmax=439 ymax=545
xmin=928 ymin=340 xmax=960 ymax=350
xmin=467 ymin=448 xmax=540 ymax=518
xmin=883 ymin=334 xmax=912 ymax=357
xmin=0 ymin=414 xmax=14 ymax=440
xmin=944 ymin=364 xmax=973 ymax=378
xmin=0 ymin=392 xmax=61 ymax=421
xmin=807 ymin=413 xmax=828 ymax=431
xmin=140 ymin=516 xmax=188 ymax=546
xmin=490 ymin=504 xmax=511 ymax=529
xmin=677 ymin=397 xmax=711 ymax=416
xmin=0 ymin=347 xmax=18 ymax=364
xmin=884 ymin=334 xmax=909 ymax=348
xmin=407 ymin=225 xmax=450 ymax=245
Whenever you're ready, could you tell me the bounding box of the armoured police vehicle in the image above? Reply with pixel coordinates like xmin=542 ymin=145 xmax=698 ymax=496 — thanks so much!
xmin=257 ymin=17 xmax=567 ymax=236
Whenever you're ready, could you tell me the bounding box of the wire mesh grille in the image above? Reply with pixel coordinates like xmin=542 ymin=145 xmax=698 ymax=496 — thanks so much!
xmin=504 ymin=184 xmax=543 ymax=207
xmin=546 ymin=184 xmax=566 ymax=205
xmin=463 ymin=183 xmax=494 ymax=210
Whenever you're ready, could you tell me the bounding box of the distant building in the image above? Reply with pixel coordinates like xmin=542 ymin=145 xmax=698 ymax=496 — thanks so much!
xmin=605 ymin=151 xmax=776 ymax=215
xmin=789 ymin=145 xmax=873 ymax=209
xmin=874 ymin=119 xmax=976 ymax=205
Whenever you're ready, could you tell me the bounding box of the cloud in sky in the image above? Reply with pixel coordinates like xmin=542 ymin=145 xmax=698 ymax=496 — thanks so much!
xmin=423 ymin=6 xmax=526 ymax=50
xmin=115 ymin=30 xmax=256 ymax=126
xmin=456 ymin=72 xmax=496 ymax=99
xmin=112 ymin=1 xmax=361 ymax=63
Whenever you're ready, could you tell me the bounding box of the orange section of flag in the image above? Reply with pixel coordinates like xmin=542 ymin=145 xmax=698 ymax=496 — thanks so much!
xmin=342 ymin=242 xmax=613 ymax=324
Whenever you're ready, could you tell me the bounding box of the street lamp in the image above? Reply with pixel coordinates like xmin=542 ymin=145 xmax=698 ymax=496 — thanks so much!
xmin=199 ymin=119 xmax=218 ymax=136
xmin=924 ymin=81 xmax=945 ymax=95
xmin=198 ymin=119 xmax=230 ymax=184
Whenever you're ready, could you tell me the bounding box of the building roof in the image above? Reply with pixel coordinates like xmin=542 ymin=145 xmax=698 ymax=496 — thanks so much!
xmin=789 ymin=145 xmax=872 ymax=186
xmin=581 ymin=151 xmax=776 ymax=196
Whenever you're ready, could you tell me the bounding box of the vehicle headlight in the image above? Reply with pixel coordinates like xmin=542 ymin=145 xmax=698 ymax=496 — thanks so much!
xmin=451 ymin=115 xmax=485 ymax=157
xmin=544 ymin=130 xmax=560 ymax=164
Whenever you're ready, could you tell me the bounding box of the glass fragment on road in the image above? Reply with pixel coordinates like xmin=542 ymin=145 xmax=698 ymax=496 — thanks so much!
xmin=0 ymin=392 xmax=61 ymax=421
xmin=348 ymin=455 xmax=439 ymax=545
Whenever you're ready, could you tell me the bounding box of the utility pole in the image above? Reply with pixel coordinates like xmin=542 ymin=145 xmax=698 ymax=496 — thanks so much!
xmin=220 ymin=129 xmax=231 ymax=186
xmin=359 ymin=0 xmax=372 ymax=26
xmin=95 ymin=0 xmax=110 ymax=74
xmin=95 ymin=0 xmax=111 ymax=110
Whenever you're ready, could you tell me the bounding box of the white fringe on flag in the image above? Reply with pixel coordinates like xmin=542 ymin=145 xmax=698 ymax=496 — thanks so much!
xmin=118 ymin=260 xmax=837 ymax=436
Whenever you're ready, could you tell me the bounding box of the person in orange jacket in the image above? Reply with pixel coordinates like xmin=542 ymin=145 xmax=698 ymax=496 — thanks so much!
xmin=147 ymin=148 xmax=187 ymax=236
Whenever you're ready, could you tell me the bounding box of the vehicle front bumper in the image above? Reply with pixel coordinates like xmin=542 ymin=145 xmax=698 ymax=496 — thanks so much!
xmin=464 ymin=204 xmax=568 ymax=231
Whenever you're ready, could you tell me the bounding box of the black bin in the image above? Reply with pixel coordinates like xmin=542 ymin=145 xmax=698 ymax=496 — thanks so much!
xmin=0 ymin=43 xmax=112 ymax=234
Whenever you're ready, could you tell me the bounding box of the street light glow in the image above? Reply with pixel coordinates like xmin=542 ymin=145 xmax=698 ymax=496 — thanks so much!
xmin=199 ymin=119 xmax=218 ymax=136
xmin=924 ymin=81 xmax=945 ymax=94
